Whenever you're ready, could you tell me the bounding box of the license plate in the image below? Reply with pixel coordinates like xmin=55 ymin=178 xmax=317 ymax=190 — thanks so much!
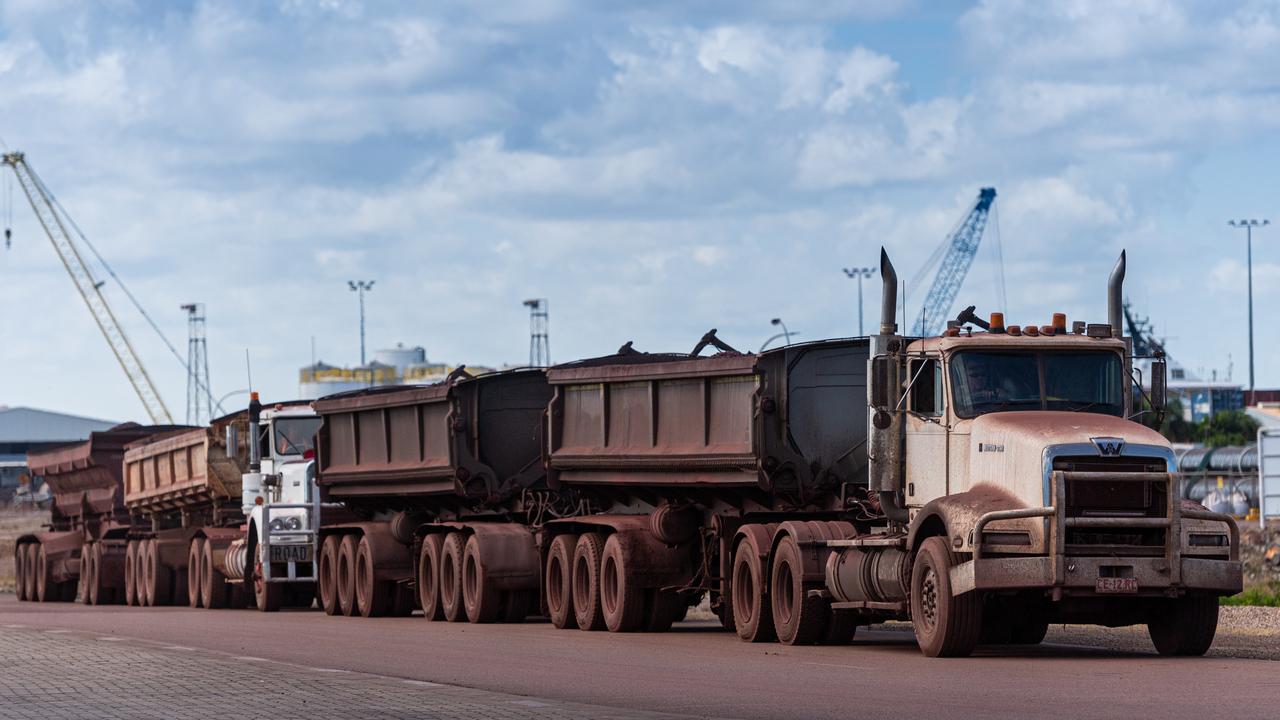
xmin=1096 ymin=577 xmax=1138 ymax=594
xmin=270 ymin=544 xmax=313 ymax=563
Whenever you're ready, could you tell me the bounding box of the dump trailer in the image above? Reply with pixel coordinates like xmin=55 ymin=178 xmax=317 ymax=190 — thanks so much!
xmin=312 ymin=368 xmax=553 ymax=620
xmin=120 ymin=396 xmax=323 ymax=612
xmin=16 ymin=424 xmax=184 ymax=604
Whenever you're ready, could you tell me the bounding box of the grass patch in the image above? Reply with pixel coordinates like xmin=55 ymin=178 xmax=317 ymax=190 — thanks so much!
xmin=1222 ymin=582 xmax=1280 ymax=608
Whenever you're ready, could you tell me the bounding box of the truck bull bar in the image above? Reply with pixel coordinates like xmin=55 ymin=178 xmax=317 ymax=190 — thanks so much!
xmin=259 ymin=502 xmax=342 ymax=583
xmin=953 ymin=470 xmax=1241 ymax=597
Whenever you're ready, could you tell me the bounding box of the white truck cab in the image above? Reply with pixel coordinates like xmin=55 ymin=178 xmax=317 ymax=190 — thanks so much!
xmin=233 ymin=393 xmax=323 ymax=611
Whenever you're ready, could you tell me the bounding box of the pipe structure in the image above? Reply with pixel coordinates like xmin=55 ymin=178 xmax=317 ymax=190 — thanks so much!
xmin=1108 ymin=251 xmax=1126 ymax=337
xmin=879 ymin=248 xmax=898 ymax=335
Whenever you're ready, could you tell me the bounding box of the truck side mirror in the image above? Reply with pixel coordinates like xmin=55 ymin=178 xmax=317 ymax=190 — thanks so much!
xmin=225 ymin=425 xmax=239 ymax=459
xmin=871 ymin=355 xmax=900 ymax=411
xmin=1150 ymin=358 xmax=1167 ymax=414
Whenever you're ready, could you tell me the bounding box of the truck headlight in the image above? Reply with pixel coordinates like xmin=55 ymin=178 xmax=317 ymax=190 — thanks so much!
xmin=269 ymin=517 xmax=286 ymax=532
xmin=285 ymin=516 xmax=303 ymax=531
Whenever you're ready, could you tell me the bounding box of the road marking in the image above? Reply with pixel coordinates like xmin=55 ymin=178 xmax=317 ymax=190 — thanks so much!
xmin=804 ymin=662 xmax=875 ymax=671
xmin=312 ymin=668 xmax=352 ymax=674
xmin=403 ymin=679 xmax=443 ymax=688
xmin=164 ymin=646 xmax=194 ymax=651
xmin=97 ymin=637 xmax=125 ymax=642
xmin=510 ymin=700 xmax=551 ymax=708
xmin=234 ymin=656 xmax=268 ymax=662
xmin=43 ymin=629 xmax=73 ymax=634
xmin=4 ymin=624 xmax=27 ymax=628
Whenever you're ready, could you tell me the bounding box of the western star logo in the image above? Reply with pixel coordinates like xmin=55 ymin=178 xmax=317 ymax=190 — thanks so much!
xmin=978 ymin=442 xmax=1004 ymax=453
xmin=1091 ymin=437 xmax=1125 ymax=456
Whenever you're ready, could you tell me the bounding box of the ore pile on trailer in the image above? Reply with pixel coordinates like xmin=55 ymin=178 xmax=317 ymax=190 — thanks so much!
xmin=16 ymin=424 xmax=183 ymax=604
xmin=312 ymin=368 xmax=553 ymax=620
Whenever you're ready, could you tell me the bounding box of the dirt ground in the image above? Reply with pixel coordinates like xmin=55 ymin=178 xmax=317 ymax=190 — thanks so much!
xmin=0 ymin=507 xmax=49 ymax=592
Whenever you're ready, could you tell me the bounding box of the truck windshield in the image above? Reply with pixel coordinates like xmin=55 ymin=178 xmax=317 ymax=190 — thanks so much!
xmin=949 ymin=351 xmax=1123 ymax=418
xmin=273 ymin=417 xmax=323 ymax=457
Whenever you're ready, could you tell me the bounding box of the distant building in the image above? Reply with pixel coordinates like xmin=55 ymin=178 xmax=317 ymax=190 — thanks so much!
xmin=298 ymin=343 xmax=498 ymax=400
xmin=0 ymin=406 xmax=117 ymax=503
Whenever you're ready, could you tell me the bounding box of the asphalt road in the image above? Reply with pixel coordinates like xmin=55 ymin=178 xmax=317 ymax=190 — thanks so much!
xmin=3 ymin=595 xmax=1277 ymax=720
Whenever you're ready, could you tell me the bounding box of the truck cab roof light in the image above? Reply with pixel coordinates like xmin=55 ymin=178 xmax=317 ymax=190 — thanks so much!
xmin=989 ymin=312 xmax=1005 ymax=334
xmin=1041 ymin=325 xmax=1056 ymax=336
xmin=1052 ymin=313 xmax=1067 ymax=333
xmin=1007 ymin=325 xmax=1022 ymax=336
xmin=1024 ymin=325 xmax=1040 ymax=336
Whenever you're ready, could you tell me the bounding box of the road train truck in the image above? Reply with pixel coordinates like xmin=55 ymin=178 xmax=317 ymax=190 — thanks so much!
xmin=15 ymin=397 xmax=322 ymax=612
xmin=303 ymin=248 xmax=1241 ymax=657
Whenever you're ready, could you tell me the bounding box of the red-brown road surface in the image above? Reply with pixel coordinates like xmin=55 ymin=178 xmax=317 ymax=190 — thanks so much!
xmin=2 ymin=595 xmax=1276 ymax=720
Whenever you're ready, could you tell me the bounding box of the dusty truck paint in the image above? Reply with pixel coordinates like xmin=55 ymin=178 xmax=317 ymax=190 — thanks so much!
xmin=834 ymin=248 xmax=1243 ymax=657
xmin=117 ymin=399 xmax=322 ymax=612
xmin=17 ymin=424 xmax=185 ymax=604
xmin=312 ymin=369 xmax=552 ymax=620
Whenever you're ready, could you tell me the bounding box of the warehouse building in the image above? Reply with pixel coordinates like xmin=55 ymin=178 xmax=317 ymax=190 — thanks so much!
xmin=0 ymin=406 xmax=117 ymax=504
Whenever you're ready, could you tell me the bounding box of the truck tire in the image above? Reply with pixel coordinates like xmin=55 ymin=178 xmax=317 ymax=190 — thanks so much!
xmin=462 ymin=534 xmax=501 ymax=623
xmin=545 ymin=534 xmax=577 ymax=629
xmin=79 ymin=543 xmax=95 ymax=605
xmin=336 ymin=534 xmax=359 ymax=617
xmin=355 ymin=535 xmax=387 ymax=618
xmin=600 ymin=533 xmax=644 ymax=632
xmin=201 ymin=540 xmax=229 ymax=609
xmin=35 ymin=544 xmax=52 ymax=602
xmin=417 ymin=534 xmax=445 ymax=621
xmin=911 ymin=536 xmax=982 ymax=657
xmin=124 ymin=540 xmax=139 ymax=607
xmin=572 ymin=533 xmax=607 ymax=631
xmin=187 ymin=539 xmax=204 ymax=608
xmin=320 ymin=535 xmax=340 ymax=616
xmin=731 ymin=545 xmax=776 ymax=643
xmin=254 ymin=559 xmax=284 ymax=613
xmin=146 ymin=539 xmax=172 ymax=607
xmin=136 ymin=540 xmax=151 ymax=607
xmin=87 ymin=542 xmax=112 ymax=605
xmin=770 ymin=534 xmax=829 ymax=645
xmin=15 ymin=543 xmax=28 ymax=602
xmin=439 ymin=532 xmax=466 ymax=622
xmin=1148 ymin=595 xmax=1219 ymax=657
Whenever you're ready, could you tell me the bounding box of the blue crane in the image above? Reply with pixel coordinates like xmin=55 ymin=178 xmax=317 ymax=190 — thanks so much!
xmin=911 ymin=187 xmax=998 ymax=337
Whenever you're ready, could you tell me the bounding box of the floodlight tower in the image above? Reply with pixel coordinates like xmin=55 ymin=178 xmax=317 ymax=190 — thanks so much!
xmin=524 ymin=298 xmax=549 ymax=367
xmin=181 ymin=303 xmax=213 ymax=425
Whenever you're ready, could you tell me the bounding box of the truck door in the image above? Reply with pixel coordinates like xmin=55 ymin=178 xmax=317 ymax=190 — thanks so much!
xmin=905 ymin=356 xmax=948 ymax=505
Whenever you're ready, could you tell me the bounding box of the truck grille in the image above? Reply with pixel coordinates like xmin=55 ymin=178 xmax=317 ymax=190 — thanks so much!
xmin=1053 ymin=456 xmax=1169 ymax=556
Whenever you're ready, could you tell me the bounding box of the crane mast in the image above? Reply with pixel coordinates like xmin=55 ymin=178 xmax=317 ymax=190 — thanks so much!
xmin=911 ymin=187 xmax=997 ymax=337
xmin=2 ymin=151 xmax=174 ymax=424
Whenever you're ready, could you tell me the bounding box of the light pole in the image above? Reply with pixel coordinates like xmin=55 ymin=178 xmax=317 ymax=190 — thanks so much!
xmin=348 ymin=280 xmax=374 ymax=366
xmin=772 ymin=318 xmax=791 ymax=345
xmin=843 ymin=266 xmax=876 ymax=336
xmin=1228 ymin=219 xmax=1268 ymax=392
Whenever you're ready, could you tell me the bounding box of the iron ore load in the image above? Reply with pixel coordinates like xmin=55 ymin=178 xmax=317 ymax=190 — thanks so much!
xmin=14 ymin=248 xmax=1245 ymax=658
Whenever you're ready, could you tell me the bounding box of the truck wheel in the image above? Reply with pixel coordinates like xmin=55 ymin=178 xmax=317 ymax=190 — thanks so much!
xmin=770 ymin=534 xmax=829 ymax=645
xmin=417 ymin=534 xmax=445 ymax=621
xmin=89 ymin=542 xmax=111 ymax=605
xmin=187 ymin=539 xmax=204 ymax=608
xmin=124 ymin=540 xmax=139 ymax=607
xmin=319 ymin=535 xmax=340 ymax=616
xmin=462 ymin=534 xmax=501 ymax=623
xmin=336 ymin=535 xmax=359 ymax=617
xmin=1148 ymin=595 xmax=1219 ymax=657
xmin=600 ymin=533 xmax=644 ymax=632
xmin=643 ymin=590 xmax=684 ymax=632
xmin=355 ymin=535 xmax=387 ymax=618
xmin=254 ymin=555 xmax=284 ymax=613
xmin=15 ymin=543 xmax=29 ymax=602
xmin=79 ymin=543 xmax=94 ymax=605
xmin=146 ymin=539 xmax=172 ymax=607
xmin=136 ymin=540 xmax=151 ymax=607
xmin=545 ymin=534 xmax=577 ymax=629
xmin=439 ymin=532 xmax=466 ymax=622
xmin=201 ymin=540 xmax=229 ymax=609
xmin=911 ymin=536 xmax=982 ymax=658
xmin=572 ymin=533 xmax=607 ymax=631
xmin=731 ymin=545 xmax=776 ymax=643
xmin=35 ymin=544 xmax=52 ymax=602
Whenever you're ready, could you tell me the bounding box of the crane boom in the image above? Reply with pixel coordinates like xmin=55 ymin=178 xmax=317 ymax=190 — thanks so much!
xmin=3 ymin=151 xmax=174 ymax=424
xmin=911 ymin=187 xmax=997 ymax=337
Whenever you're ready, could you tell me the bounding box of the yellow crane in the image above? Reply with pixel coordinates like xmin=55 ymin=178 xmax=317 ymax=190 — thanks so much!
xmin=3 ymin=151 xmax=174 ymax=424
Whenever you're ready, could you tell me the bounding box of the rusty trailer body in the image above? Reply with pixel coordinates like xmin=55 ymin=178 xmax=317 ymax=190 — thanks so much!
xmin=15 ymin=424 xmax=187 ymax=605
xmin=311 ymin=369 xmax=553 ymax=619
xmin=113 ymin=412 xmax=255 ymax=609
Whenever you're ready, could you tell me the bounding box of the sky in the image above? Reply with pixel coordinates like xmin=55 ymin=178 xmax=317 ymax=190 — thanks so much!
xmin=0 ymin=0 xmax=1277 ymax=423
